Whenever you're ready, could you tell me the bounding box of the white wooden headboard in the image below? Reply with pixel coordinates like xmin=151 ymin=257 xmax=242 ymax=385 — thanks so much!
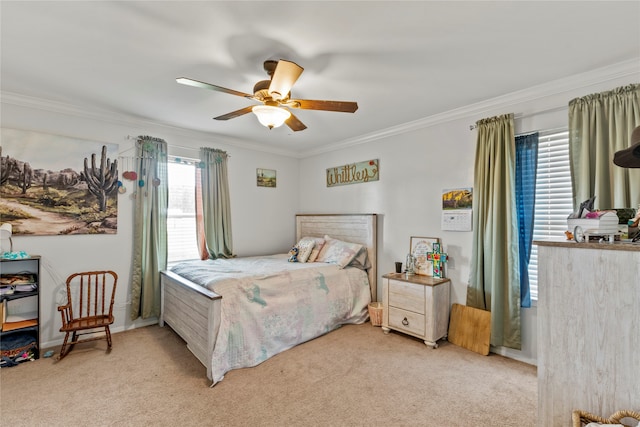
xmin=296 ymin=214 xmax=377 ymax=302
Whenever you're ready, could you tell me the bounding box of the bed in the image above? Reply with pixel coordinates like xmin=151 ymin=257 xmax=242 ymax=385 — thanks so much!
xmin=159 ymin=214 xmax=377 ymax=385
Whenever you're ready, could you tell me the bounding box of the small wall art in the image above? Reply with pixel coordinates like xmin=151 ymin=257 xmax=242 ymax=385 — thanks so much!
xmin=409 ymin=236 xmax=440 ymax=276
xmin=257 ymin=168 xmax=276 ymax=187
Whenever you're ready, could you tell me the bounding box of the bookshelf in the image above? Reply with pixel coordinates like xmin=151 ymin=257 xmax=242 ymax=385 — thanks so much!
xmin=0 ymin=256 xmax=40 ymax=365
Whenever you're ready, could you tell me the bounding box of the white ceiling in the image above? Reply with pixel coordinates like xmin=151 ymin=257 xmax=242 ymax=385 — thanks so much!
xmin=2 ymin=1 xmax=639 ymax=157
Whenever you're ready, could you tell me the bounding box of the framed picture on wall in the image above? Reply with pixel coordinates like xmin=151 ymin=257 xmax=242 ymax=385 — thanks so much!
xmin=410 ymin=236 xmax=440 ymax=276
xmin=256 ymin=168 xmax=276 ymax=188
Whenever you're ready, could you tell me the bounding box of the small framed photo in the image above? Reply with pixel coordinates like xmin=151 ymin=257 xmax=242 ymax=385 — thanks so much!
xmin=257 ymin=168 xmax=276 ymax=188
xmin=410 ymin=236 xmax=440 ymax=276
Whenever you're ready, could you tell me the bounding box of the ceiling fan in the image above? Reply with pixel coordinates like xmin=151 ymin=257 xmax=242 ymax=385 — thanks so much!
xmin=176 ymin=59 xmax=358 ymax=132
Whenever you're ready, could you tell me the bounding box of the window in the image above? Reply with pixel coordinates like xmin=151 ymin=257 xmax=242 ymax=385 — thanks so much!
xmin=528 ymin=129 xmax=573 ymax=300
xmin=167 ymin=159 xmax=199 ymax=264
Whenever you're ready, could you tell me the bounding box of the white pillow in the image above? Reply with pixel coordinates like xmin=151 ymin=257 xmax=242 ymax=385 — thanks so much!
xmin=305 ymin=237 xmax=326 ymax=262
xmin=294 ymin=237 xmax=316 ymax=263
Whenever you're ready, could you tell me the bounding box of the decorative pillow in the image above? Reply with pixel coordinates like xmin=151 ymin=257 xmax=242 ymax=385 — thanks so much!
xmin=315 ymin=235 xmax=363 ymax=269
xmin=294 ymin=237 xmax=316 ymax=263
xmin=305 ymin=237 xmax=326 ymax=262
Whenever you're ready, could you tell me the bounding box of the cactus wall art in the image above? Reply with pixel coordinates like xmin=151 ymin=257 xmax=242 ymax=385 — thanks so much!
xmin=0 ymin=128 xmax=119 ymax=235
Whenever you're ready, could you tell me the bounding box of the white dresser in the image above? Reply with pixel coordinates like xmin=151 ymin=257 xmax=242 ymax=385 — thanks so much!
xmin=536 ymin=240 xmax=640 ymax=427
xmin=381 ymin=272 xmax=450 ymax=348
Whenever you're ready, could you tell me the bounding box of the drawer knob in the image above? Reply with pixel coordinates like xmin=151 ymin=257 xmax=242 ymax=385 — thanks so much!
xmin=402 ymin=317 xmax=409 ymax=326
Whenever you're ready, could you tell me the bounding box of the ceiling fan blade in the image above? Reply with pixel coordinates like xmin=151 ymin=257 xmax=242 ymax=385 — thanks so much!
xmin=214 ymin=106 xmax=254 ymax=121
xmin=285 ymin=113 xmax=307 ymax=132
xmin=176 ymin=77 xmax=253 ymax=98
xmin=268 ymin=60 xmax=304 ymax=101
xmin=290 ymin=99 xmax=358 ymax=113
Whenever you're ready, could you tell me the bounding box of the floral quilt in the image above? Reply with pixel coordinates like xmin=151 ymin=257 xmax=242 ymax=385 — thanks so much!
xmin=170 ymin=254 xmax=371 ymax=383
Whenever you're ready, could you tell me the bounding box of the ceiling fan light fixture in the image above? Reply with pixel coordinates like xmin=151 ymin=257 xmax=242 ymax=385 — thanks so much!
xmin=252 ymin=105 xmax=291 ymax=129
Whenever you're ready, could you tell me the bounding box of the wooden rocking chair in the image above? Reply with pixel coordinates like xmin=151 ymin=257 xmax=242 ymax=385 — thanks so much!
xmin=57 ymin=270 xmax=118 ymax=359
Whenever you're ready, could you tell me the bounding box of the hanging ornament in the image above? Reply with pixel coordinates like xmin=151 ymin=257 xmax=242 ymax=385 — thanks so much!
xmin=138 ymin=179 xmax=145 ymax=187
xmin=152 ymin=178 xmax=161 ymax=187
xmin=123 ymin=171 xmax=137 ymax=180
xmin=116 ymin=180 xmax=126 ymax=194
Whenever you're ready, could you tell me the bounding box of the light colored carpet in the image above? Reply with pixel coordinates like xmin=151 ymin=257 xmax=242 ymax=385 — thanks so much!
xmin=0 ymin=323 xmax=537 ymax=426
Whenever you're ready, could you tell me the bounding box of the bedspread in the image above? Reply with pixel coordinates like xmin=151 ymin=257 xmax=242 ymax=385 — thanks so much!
xmin=170 ymin=255 xmax=371 ymax=383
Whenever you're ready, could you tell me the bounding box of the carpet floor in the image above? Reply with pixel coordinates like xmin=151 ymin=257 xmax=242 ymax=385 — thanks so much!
xmin=0 ymin=322 xmax=537 ymax=426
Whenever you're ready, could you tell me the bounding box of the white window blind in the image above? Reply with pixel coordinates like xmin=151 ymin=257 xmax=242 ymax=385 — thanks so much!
xmin=167 ymin=160 xmax=199 ymax=264
xmin=528 ymin=129 xmax=573 ymax=300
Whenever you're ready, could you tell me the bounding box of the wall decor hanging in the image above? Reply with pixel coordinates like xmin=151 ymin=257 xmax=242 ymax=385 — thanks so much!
xmin=257 ymin=168 xmax=276 ymax=187
xmin=441 ymin=187 xmax=473 ymax=231
xmin=326 ymin=159 xmax=379 ymax=187
xmin=0 ymin=128 xmax=118 ymax=235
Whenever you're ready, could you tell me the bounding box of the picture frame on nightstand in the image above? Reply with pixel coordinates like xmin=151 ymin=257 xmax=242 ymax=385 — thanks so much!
xmin=409 ymin=236 xmax=440 ymax=276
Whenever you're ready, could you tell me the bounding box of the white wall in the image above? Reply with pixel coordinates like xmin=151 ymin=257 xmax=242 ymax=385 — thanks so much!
xmin=2 ymin=62 xmax=638 ymax=363
xmin=298 ymin=63 xmax=639 ymax=365
xmin=1 ymin=101 xmax=300 ymax=348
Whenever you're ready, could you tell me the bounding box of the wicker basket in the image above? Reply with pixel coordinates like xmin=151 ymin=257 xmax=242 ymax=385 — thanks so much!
xmin=572 ymin=410 xmax=640 ymax=427
xmin=368 ymin=302 xmax=383 ymax=327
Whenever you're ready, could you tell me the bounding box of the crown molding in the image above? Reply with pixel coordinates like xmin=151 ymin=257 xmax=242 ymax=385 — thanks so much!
xmin=301 ymin=59 xmax=640 ymax=157
xmin=2 ymin=59 xmax=638 ymax=159
xmin=0 ymin=92 xmax=301 ymax=159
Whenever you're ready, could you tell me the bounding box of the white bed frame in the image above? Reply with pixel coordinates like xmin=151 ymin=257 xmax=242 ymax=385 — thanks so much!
xmin=159 ymin=214 xmax=377 ymax=382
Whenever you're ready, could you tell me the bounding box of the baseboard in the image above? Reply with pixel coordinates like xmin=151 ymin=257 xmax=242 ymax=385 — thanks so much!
xmin=40 ymin=317 xmax=159 ymax=350
xmin=491 ymin=345 xmax=537 ymax=367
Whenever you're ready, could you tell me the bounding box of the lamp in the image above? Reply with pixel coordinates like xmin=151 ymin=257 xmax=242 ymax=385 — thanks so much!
xmin=251 ymin=105 xmax=291 ymax=129
xmin=0 ymin=223 xmax=13 ymax=252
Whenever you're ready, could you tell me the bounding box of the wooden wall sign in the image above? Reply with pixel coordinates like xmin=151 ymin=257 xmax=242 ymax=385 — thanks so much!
xmin=326 ymin=159 xmax=379 ymax=187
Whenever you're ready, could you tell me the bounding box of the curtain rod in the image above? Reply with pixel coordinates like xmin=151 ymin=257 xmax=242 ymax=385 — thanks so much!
xmin=124 ymin=135 xmax=200 ymax=152
xmin=469 ymin=105 xmax=567 ymax=130
xmin=120 ymin=136 xmax=230 ymax=159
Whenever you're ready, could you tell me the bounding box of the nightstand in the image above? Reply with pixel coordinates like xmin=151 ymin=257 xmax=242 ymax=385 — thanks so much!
xmin=381 ymin=272 xmax=451 ymax=348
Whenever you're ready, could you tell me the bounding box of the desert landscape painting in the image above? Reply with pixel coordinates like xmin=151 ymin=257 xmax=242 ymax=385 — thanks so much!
xmin=0 ymin=128 xmax=118 ymax=236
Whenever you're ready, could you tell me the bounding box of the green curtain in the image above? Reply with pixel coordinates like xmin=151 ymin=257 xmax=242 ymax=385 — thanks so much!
xmin=569 ymin=83 xmax=640 ymax=210
xmin=199 ymin=147 xmax=234 ymax=259
xmin=467 ymin=114 xmax=522 ymax=350
xmin=130 ymin=136 xmax=168 ymax=320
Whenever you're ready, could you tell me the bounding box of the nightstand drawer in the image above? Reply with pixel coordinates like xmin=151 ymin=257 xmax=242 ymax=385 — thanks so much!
xmin=388 ymin=279 xmax=425 ymax=314
xmin=389 ymin=306 xmax=425 ymax=336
